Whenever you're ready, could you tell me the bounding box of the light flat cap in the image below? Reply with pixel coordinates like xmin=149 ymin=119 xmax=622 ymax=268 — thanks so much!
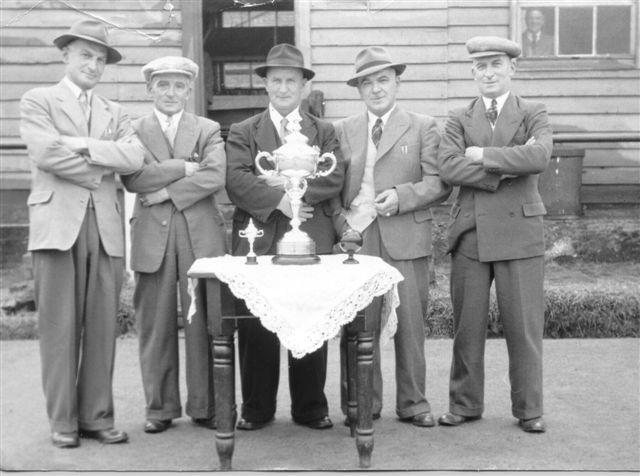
xmin=466 ymin=36 xmax=521 ymax=59
xmin=142 ymin=56 xmax=199 ymax=83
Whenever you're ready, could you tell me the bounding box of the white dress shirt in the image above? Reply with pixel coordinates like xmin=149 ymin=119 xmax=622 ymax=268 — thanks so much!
xmin=154 ymin=108 xmax=184 ymax=147
xmin=269 ymin=104 xmax=302 ymax=140
xmin=482 ymin=91 xmax=510 ymax=130
xmin=63 ymin=76 xmax=92 ymax=117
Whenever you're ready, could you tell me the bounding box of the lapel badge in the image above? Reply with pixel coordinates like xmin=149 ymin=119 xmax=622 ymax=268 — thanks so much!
xmin=401 ymin=145 xmax=408 ymax=154
xmin=191 ymin=151 xmax=200 ymax=162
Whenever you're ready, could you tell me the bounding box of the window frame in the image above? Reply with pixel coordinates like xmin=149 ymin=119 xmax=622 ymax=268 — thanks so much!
xmin=513 ymin=0 xmax=639 ymax=71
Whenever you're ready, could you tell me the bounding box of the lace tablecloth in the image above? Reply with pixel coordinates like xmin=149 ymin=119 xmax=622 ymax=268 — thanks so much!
xmin=187 ymin=254 xmax=404 ymax=358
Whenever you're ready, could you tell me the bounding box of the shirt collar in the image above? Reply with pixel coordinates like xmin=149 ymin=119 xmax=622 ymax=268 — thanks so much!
xmin=269 ymin=104 xmax=302 ymax=128
xmin=154 ymin=108 xmax=184 ymax=128
xmin=367 ymin=104 xmax=396 ymax=129
xmin=482 ymin=91 xmax=510 ymax=116
xmin=63 ymin=76 xmax=92 ymax=103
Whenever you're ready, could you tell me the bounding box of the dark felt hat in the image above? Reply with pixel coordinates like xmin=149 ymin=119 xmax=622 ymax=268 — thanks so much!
xmin=53 ymin=19 xmax=122 ymax=64
xmin=254 ymin=43 xmax=315 ymax=80
xmin=466 ymin=36 xmax=521 ymax=59
xmin=347 ymin=46 xmax=406 ymax=87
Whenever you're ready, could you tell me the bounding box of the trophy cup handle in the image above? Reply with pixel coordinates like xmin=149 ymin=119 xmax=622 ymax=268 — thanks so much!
xmin=255 ymin=151 xmax=277 ymax=176
xmin=315 ymin=152 xmax=337 ymax=177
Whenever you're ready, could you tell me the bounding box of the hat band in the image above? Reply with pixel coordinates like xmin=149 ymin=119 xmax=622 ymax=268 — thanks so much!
xmin=355 ymin=60 xmax=393 ymax=74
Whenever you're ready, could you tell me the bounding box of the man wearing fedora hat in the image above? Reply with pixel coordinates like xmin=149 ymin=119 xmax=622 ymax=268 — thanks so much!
xmin=437 ymin=36 xmax=552 ymax=433
xmin=332 ymin=46 xmax=450 ymax=427
xmin=19 ymin=19 xmax=144 ymax=448
xmin=225 ymin=43 xmax=345 ymax=431
xmin=121 ymin=56 xmax=227 ymax=435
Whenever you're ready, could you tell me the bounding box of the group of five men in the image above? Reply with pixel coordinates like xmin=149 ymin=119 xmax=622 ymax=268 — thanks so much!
xmin=20 ymin=19 xmax=551 ymax=449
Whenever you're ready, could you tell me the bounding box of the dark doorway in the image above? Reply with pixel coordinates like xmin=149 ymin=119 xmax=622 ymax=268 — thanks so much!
xmin=202 ymin=0 xmax=294 ymax=135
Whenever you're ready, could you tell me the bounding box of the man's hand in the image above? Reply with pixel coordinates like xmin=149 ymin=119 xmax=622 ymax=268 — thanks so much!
xmin=60 ymin=135 xmax=89 ymax=154
xmin=139 ymin=188 xmax=170 ymax=207
xmin=276 ymin=195 xmax=314 ymax=222
xmin=465 ymin=146 xmax=483 ymax=162
xmin=374 ymin=189 xmax=399 ymax=217
xmin=184 ymin=161 xmax=199 ymax=177
xmin=258 ymin=173 xmax=287 ymax=191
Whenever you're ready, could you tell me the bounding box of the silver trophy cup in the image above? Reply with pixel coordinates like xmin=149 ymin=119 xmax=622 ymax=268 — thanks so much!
xmin=255 ymin=129 xmax=337 ymax=265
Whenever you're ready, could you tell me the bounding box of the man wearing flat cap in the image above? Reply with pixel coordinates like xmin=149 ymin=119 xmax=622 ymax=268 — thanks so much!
xmin=225 ymin=43 xmax=345 ymax=431
xmin=19 ymin=19 xmax=144 ymax=448
xmin=121 ymin=56 xmax=227 ymax=434
xmin=332 ymin=46 xmax=450 ymax=428
xmin=437 ymin=36 xmax=552 ymax=433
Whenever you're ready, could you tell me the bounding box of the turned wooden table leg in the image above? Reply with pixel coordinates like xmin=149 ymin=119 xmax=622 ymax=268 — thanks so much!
xmin=213 ymin=334 xmax=235 ymax=471
xmin=356 ymin=329 xmax=374 ymax=469
xmin=204 ymin=279 xmax=236 ymax=471
xmin=346 ymin=325 xmax=358 ymax=438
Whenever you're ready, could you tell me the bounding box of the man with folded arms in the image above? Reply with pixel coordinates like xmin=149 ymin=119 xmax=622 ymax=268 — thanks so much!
xmin=122 ymin=56 xmax=227 ymax=435
xmin=332 ymin=46 xmax=450 ymax=428
xmin=437 ymin=36 xmax=552 ymax=433
xmin=20 ymin=19 xmax=144 ymax=448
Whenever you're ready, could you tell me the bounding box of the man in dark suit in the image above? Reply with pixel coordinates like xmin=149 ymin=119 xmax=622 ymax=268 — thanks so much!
xmin=332 ymin=47 xmax=450 ymax=427
xmin=522 ymin=8 xmax=554 ymax=57
xmin=121 ymin=56 xmax=227 ymax=434
xmin=437 ymin=36 xmax=552 ymax=433
xmin=19 ymin=19 xmax=144 ymax=448
xmin=225 ymin=43 xmax=345 ymax=430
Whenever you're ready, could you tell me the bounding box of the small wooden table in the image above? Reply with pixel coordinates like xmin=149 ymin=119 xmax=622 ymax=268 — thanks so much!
xmin=187 ymin=255 xmax=402 ymax=470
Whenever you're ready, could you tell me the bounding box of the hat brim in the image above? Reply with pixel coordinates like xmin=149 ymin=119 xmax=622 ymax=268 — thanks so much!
xmin=469 ymin=50 xmax=519 ymax=59
xmin=145 ymin=69 xmax=196 ymax=83
xmin=346 ymin=63 xmax=406 ymax=87
xmin=54 ymin=34 xmax=122 ymax=64
xmin=254 ymin=64 xmax=315 ymax=80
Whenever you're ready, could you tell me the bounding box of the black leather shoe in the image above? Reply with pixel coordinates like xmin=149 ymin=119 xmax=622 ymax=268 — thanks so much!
xmin=236 ymin=417 xmax=273 ymax=431
xmin=519 ymin=417 xmax=547 ymax=433
xmin=438 ymin=412 xmax=481 ymax=426
xmin=80 ymin=428 xmax=129 ymax=444
xmin=51 ymin=431 xmax=79 ymax=448
xmin=403 ymin=412 xmax=436 ymax=428
xmin=343 ymin=412 xmax=381 ymax=426
xmin=302 ymin=415 xmax=333 ymax=430
xmin=144 ymin=419 xmax=172 ymax=434
xmin=192 ymin=416 xmax=217 ymax=430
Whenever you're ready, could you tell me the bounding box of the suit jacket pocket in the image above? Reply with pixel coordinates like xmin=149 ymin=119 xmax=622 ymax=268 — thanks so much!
xmin=413 ymin=208 xmax=433 ymax=223
xmin=27 ymin=190 xmax=53 ymax=206
xmin=522 ymin=202 xmax=547 ymax=217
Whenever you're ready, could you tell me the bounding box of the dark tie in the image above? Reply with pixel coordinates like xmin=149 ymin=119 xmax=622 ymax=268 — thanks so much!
xmin=371 ymin=118 xmax=383 ymax=148
xmin=485 ymin=99 xmax=498 ymax=126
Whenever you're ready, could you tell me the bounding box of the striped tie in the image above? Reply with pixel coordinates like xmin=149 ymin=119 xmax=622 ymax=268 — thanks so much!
xmin=371 ymin=118 xmax=383 ymax=148
xmin=485 ymin=98 xmax=498 ymax=126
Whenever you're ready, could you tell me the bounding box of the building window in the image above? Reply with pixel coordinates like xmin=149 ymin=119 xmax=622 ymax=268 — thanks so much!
xmin=519 ymin=2 xmax=635 ymax=59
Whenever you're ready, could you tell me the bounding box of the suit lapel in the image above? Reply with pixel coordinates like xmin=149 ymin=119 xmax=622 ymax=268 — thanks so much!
xmin=376 ymin=107 xmax=410 ymax=162
xmin=299 ymin=111 xmax=318 ymax=147
xmin=139 ymin=114 xmax=172 ymax=162
xmin=173 ymin=112 xmax=199 ymax=160
xmin=461 ymin=97 xmax=493 ymax=147
xmin=491 ymin=94 xmax=524 ymax=147
xmin=345 ymin=112 xmax=368 ymax=205
xmin=54 ymin=81 xmax=88 ymax=136
xmin=253 ymin=110 xmax=280 ymax=154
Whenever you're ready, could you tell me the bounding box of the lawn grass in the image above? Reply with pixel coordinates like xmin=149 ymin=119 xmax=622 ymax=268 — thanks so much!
xmin=2 ymin=262 xmax=638 ymax=340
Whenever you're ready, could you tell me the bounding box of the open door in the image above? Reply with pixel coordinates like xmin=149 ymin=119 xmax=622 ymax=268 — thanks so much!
xmin=201 ymin=0 xmax=295 ymax=136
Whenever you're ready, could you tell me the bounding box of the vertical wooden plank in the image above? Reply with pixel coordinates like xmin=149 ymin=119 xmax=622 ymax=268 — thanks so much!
xmin=181 ymin=0 xmax=205 ymax=117
xmin=295 ymin=0 xmax=312 ymax=69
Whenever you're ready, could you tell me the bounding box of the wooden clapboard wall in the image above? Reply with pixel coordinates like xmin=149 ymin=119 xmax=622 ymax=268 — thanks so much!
xmin=1 ymin=0 xmax=638 ymax=204
xmin=0 ymin=0 xmax=182 ymax=191
xmin=309 ymin=0 xmax=640 ymax=205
